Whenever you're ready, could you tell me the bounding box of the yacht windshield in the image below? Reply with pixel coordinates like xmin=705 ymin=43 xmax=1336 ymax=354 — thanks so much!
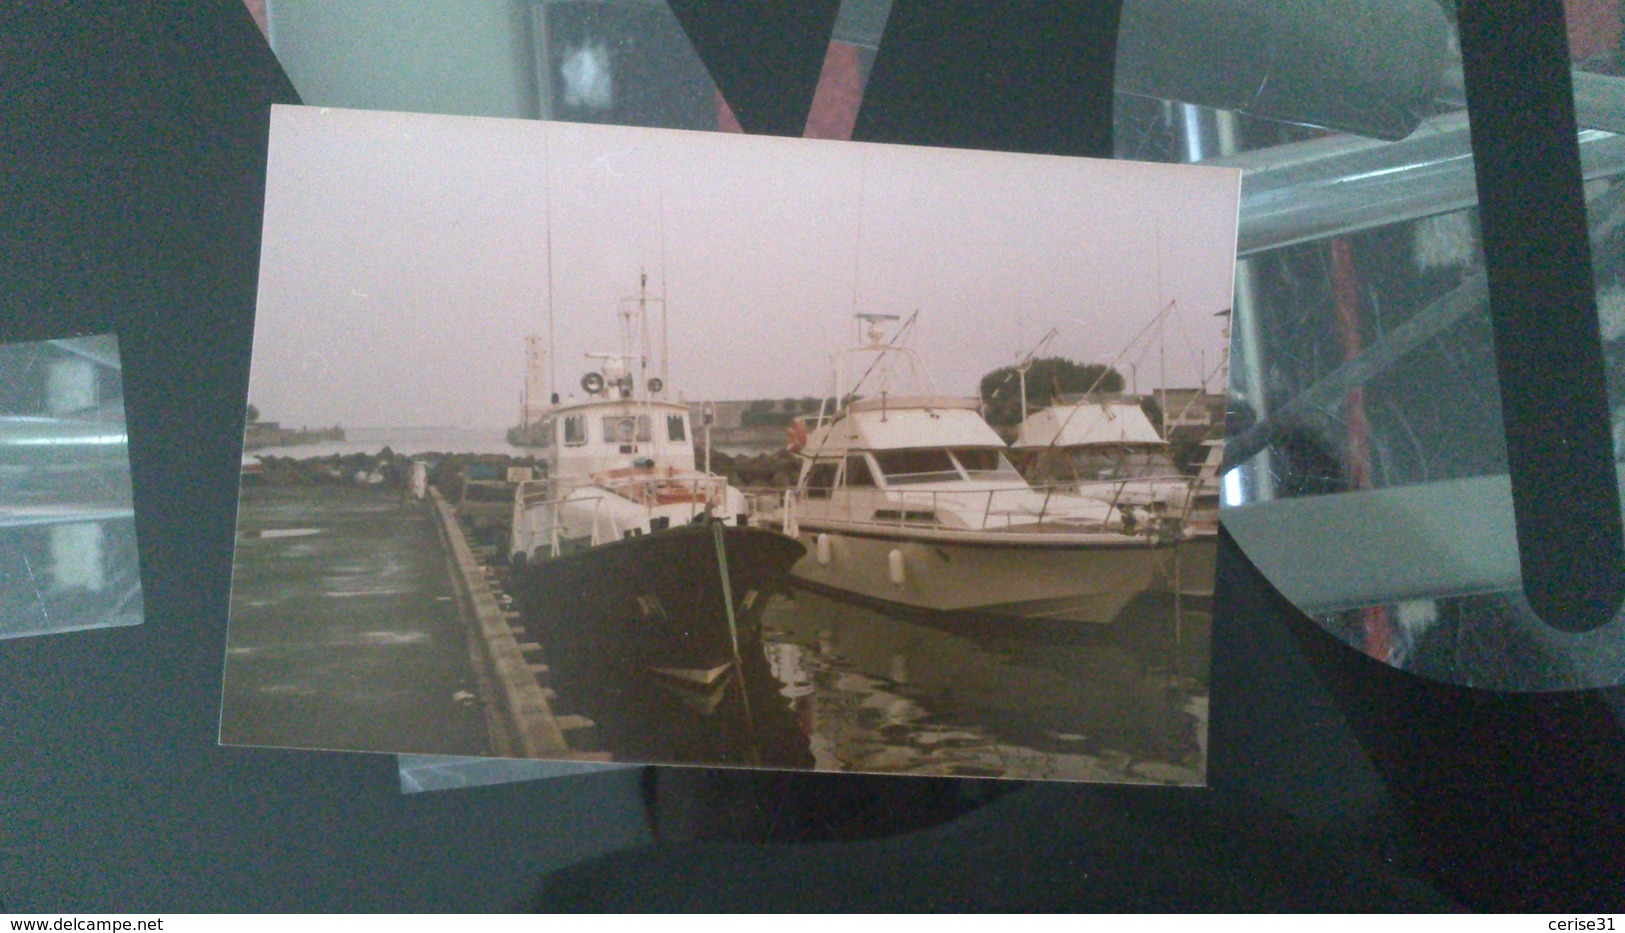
xmin=872 ymin=449 xmax=960 ymax=485
xmin=1065 ymin=445 xmax=1180 ymax=481
xmin=949 ymin=447 xmax=1022 ymax=481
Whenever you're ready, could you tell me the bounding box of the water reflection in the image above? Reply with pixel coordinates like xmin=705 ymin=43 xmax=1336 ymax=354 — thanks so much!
xmin=758 ymin=589 xmax=1209 ymax=784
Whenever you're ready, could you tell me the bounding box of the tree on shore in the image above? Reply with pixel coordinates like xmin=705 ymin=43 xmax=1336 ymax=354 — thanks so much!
xmin=246 ymin=402 xmax=260 ymax=423
xmin=978 ymin=357 xmax=1124 ymax=426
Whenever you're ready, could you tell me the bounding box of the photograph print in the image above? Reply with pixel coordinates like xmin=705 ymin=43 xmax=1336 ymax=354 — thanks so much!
xmin=221 ymin=104 xmax=1240 ymax=785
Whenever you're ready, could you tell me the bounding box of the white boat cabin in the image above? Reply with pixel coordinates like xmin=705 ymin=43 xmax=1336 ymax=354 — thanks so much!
xmin=530 ymin=397 xmax=698 ymax=480
xmin=509 ymin=358 xmax=742 ymax=564
xmin=1011 ymin=397 xmax=1199 ymax=528
xmin=790 ymin=395 xmax=1122 ymax=536
xmin=799 ymin=395 xmax=1020 ymax=487
xmin=1011 ymin=397 xmax=1180 ymax=480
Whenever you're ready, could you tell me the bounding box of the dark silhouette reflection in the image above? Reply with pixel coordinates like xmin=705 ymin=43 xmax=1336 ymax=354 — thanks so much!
xmin=643 ymin=767 xmax=1020 ymax=844
xmin=542 ymin=780 xmax=1459 ymax=911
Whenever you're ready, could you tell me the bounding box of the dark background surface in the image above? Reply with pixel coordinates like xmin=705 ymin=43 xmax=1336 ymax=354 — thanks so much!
xmin=2 ymin=0 xmax=1622 ymax=911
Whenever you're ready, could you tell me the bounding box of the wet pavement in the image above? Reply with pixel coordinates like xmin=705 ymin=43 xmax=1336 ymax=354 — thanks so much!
xmin=220 ymin=484 xmax=492 ymax=757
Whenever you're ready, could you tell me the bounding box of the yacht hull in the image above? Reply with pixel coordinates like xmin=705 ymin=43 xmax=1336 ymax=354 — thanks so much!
xmin=771 ymin=522 xmax=1166 ymax=624
xmin=1154 ymin=533 xmax=1217 ymax=599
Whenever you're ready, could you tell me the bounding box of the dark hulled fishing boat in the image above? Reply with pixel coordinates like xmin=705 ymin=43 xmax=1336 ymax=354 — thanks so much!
xmin=504 ymin=277 xmax=808 ymax=764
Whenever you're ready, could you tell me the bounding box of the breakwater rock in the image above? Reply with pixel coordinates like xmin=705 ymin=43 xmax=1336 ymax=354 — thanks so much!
xmin=709 ymin=448 xmax=799 ymax=488
xmin=244 ymin=448 xmax=544 ymax=489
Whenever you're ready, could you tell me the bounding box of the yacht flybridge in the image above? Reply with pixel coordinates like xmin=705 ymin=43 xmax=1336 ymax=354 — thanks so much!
xmin=1012 ymin=396 xmax=1193 ymax=524
xmin=1013 ymin=396 xmax=1214 ymax=598
xmin=760 ymin=315 xmax=1170 ymax=624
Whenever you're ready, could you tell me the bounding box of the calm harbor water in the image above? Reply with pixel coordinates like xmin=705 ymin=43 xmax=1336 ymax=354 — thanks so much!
xmin=519 ymin=575 xmax=1210 ymax=782
xmin=756 ymin=590 xmax=1208 ymax=784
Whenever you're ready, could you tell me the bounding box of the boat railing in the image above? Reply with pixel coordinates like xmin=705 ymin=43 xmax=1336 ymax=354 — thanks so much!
xmin=979 ymin=484 xmax=1128 ymax=534
xmin=516 ymin=474 xmax=740 ymax=559
xmin=514 ymin=480 xmax=626 ymax=557
xmin=593 ymin=471 xmax=727 ymax=521
xmin=739 ymin=486 xmax=789 ymax=528
xmin=788 ymin=485 xmax=1148 ymax=538
xmin=1053 ymin=475 xmax=1202 ymax=539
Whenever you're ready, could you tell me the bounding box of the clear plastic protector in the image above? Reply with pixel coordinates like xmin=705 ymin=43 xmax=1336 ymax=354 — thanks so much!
xmin=0 ymin=334 xmax=144 ymax=639
xmin=1201 ymin=13 xmax=1625 ymax=690
xmin=398 ymin=754 xmax=636 ymax=793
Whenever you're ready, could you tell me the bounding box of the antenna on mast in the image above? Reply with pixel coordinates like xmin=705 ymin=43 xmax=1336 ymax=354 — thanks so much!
xmin=654 ymin=142 xmax=671 ymax=396
xmin=1011 ymin=327 xmax=1059 ymax=424
xmin=542 ymin=129 xmax=558 ymax=404
xmin=855 ymin=312 xmax=900 ymax=346
xmin=848 ymin=153 xmax=871 ymax=320
xmin=660 ymin=272 xmax=669 ymax=394
xmin=638 ymin=270 xmax=650 ymax=393
xmin=1156 ymin=223 xmax=1167 ymax=436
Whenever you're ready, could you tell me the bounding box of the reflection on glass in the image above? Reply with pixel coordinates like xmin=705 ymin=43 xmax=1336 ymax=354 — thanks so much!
xmin=1184 ymin=7 xmax=1625 ymax=689
xmin=0 ymin=334 xmax=144 ymax=638
xmin=398 ymin=754 xmax=633 ymax=793
xmin=530 ymin=0 xmax=720 ymax=129
xmin=1315 ymin=588 xmax=1625 ymax=692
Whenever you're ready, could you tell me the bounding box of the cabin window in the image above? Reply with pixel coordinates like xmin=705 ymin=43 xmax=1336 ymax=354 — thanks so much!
xmin=1064 ymin=445 xmax=1179 ymax=481
xmin=1071 ymin=452 xmax=1120 ymax=481
xmin=844 ymin=454 xmax=876 ymax=487
xmin=667 ymin=415 xmax=686 ymax=442
xmin=602 ymin=415 xmax=652 ymax=443
xmin=1122 ymin=449 xmax=1179 ymax=478
xmin=804 ymin=461 xmax=839 ymax=499
xmin=872 ymin=449 xmax=959 ymax=485
xmin=949 ymin=447 xmax=1021 ymax=481
xmin=563 ymin=415 xmax=586 ymax=446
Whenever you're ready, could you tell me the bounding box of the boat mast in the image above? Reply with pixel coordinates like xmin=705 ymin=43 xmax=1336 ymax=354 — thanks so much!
xmin=1010 ymin=327 xmax=1058 ymax=423
xmin=638 ymin=271 xmax=650 ymax=396
xmin=1156 ymin=224 xmax=1168 ymax=438
xmin=660 ymin=274 xmax=669 ymax=397
xmin=1160 ymin=310 xmax=1168 ymax=437
xmin=543 ymin=127 xmax=557 ymax=406
xmin=655 ymin=143 xmax=671 ymax=398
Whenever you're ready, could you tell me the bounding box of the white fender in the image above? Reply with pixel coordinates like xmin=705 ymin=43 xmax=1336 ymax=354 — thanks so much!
xmin=816 ymin=533 xmax=831 ymax=566
xmin=888 ymin=548 xmax=906 ymax=587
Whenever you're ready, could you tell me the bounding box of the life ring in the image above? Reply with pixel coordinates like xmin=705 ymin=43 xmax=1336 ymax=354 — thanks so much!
xmin=786 ymin=418 xmax=808 ymax=452
xmin=581 ymin=372 xmax=605 ymax=394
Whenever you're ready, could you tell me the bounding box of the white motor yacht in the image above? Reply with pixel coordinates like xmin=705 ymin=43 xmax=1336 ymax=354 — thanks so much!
xmin=760 ymin=315 xmax=1170 ymax=624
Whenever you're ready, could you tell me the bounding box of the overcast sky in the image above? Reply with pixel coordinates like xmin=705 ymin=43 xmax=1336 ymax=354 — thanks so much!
xmin=251 ymin=105 xmax=1240 ymax=429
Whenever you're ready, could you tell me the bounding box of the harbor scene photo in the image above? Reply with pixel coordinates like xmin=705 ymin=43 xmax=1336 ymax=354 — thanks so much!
xmin=221 ymin=105 xmax=1241 ymax=784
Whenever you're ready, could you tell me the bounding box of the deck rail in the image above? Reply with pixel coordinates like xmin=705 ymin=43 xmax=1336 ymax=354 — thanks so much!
xmin=513 ymin=474 xmax=730 ymax=558
xmin=764 ymin=479 xmax=1187 ymax=543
